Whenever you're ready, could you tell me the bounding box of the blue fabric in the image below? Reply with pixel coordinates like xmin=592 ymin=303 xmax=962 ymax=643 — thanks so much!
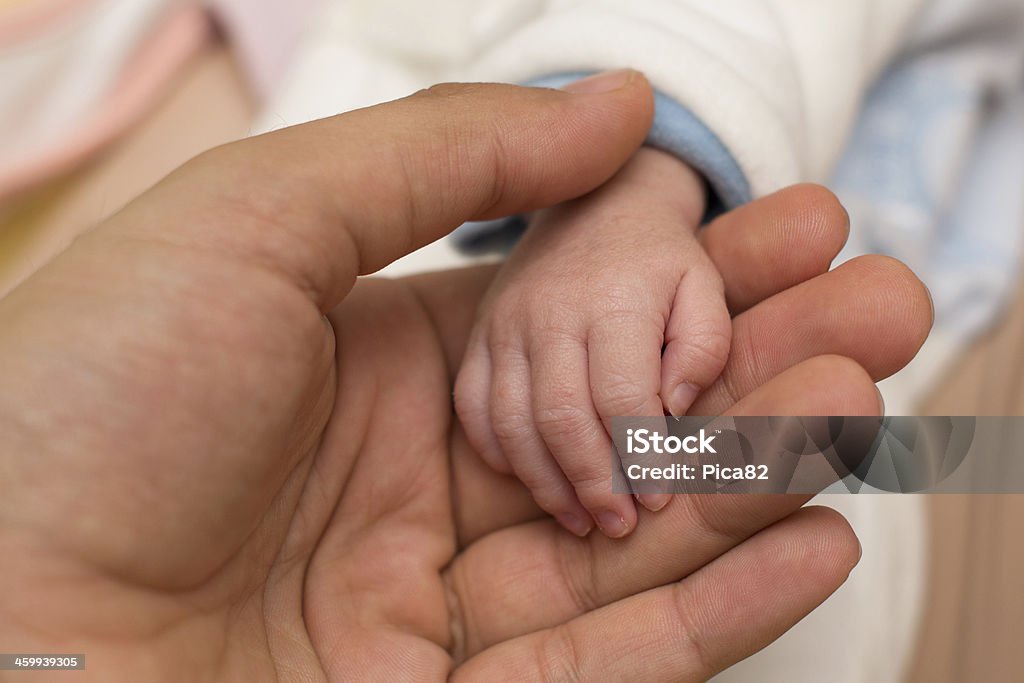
xmin=453 ymin=71 xmax=751 ymax=254
xmin=832 ymin=51 xmax=1024 ymax=356
xmin=646 ymin=87 xmax=752 ymax=216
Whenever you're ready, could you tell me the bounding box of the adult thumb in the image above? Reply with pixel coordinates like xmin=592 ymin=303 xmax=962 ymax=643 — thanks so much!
xmin=112 ymin=71 xmax=654 ymax=311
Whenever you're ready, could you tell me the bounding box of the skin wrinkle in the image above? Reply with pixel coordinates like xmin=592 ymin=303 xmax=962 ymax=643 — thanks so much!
xmin=402 ymin=279 xmax=470 ymax=666
xmin=552 ymin=532 xmax=602 ymax=618
xmin=261 ymin=578 xmax=319 ymax=683
xmin=668 ymin=579 xmax=717 ymax=678
xmin=310 ymin=287 xmax=455 ymax=651
xmin=479 ymin=111 xmax=513 ymax=221
xmin=389 ymin=135 xmax=427 ymax=270
xmin=138 ymin=152 xmax=355 ymax=311
xmin=256 ymin=454 xmax=332 ymax=680
xmin=515 ymin=621 xmax=576 ymax=683
xmin=442 ymin=568 xmax=468 ymax=665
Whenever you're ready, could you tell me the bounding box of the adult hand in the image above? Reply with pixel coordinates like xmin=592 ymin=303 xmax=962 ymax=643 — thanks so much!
xmin=0 ymin=73 xmax=931 ymax=681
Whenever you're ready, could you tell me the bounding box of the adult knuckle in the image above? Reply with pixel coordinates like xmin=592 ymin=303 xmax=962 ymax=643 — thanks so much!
xmin=418 ymin=82 xmax=486 ymax=100
xmin=717 ymin=322 xmax=757 ymax=404
xmin=682 ymin=495 xmax=748 ymax=547
xmin=553 ymin=534 xmax=602 ymax=614
xmin=482 ymin=117 xmax=510 ymax=215
xmin=534 ymin=624 xmax=587 ymax=683
xmin=670 ymin=582 xmax=716 ymax=674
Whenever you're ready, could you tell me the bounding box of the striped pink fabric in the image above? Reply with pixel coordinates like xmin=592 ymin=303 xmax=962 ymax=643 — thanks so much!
xmin=0 ymin=2 xmax=209 ymax=199
xmin=0 ymin=0 xmax=320 ymax=199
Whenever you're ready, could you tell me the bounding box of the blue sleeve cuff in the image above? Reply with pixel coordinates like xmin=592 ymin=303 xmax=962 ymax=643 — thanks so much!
xmin=453 ymin=71 xmax=752 ymax=254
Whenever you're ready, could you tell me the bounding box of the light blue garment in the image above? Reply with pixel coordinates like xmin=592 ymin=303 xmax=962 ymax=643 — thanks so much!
xmin=833 ymin=47 xmax=1024 ymax=391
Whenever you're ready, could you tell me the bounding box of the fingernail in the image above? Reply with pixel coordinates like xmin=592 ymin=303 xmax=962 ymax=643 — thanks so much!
xmin=638 ymin=493 xmax=671 ymax=512
xmin=561 ymin=69 xmax=637 ymax=94
xmin=595 ymin=510 xmax=629 ymax=538
xmin=557 ymin=512 xmax=593 ymax=538
xmin=668 ymin=382 xmax=701 ymax=417
xmin=876 ymin=386 xmax=886 ymax=416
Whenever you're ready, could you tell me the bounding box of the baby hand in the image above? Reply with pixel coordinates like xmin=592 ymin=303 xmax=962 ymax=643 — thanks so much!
xmin=455 ymin=148 xmax=731 ymax=538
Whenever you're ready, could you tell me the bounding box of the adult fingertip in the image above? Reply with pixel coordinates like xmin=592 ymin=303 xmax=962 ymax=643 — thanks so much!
xmin=727 ymin=355 xmax=879 ymax=418
xmin=560 ymin=68 xmax=644 ymax=95
xmin=421 ymin=77 xmax=653 ymax=225
xmin=554 ymin=69 xmax=654 ymax=153
xmin=840 ymin=255 xmax=934 ymax=371
xmin=883 ymin=256 xmax=933 ymax=351
xmin=784 ymin=184 xmax=851 ymax=269
xmin=702 ymin=183 xmax=851 ymax=313
xmin=795 ymin=506 xmax=862 ymax=577
xmin=783 ymin=183 xmax=851 ymax=251
xmin=806 ymin=355 xmax=881 ymax=416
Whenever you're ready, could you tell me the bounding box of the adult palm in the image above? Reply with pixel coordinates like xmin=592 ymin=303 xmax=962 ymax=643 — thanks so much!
xmin=0 ymin=79 xmax=930 ymax=681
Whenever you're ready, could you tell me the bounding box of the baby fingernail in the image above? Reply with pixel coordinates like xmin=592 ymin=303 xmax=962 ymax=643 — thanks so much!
xmin=595 ymin=510 xmax=630 ymax=538
xmin=561 ymin=69 xmax=637 ymax=94
xmin=557 ymin=512 xmax=593 ymax=537
xmin=638 ymin=493 xmax=671 ymax=512
xmin=669 ymin=382 xmax=701 ymax=417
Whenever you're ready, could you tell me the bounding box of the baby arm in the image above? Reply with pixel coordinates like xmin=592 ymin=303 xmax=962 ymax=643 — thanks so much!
xmin=454 ymin=148 xmax=730 ymax=538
